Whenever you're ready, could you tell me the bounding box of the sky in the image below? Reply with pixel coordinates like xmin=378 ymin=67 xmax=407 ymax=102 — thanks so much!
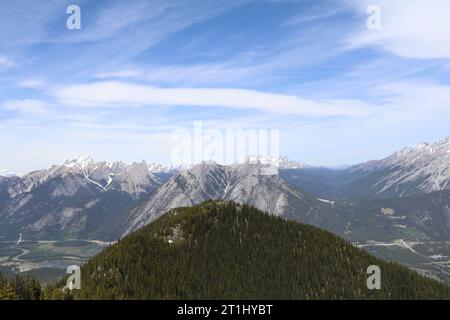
xmin=1 ymin=0 xmax=450 ymax=173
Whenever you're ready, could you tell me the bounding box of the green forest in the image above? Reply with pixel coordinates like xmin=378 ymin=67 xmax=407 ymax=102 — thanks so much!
xmin=39 ymin=201 xmax=450 ymax=300
xmin=0 ymin=272 xmax=41 ymax=300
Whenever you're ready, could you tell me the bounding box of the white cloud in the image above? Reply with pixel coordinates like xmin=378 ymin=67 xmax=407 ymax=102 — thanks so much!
xmin=4 ymin=99 xmax=48 ymax=114
xmin=17 ymin=78 xmax=47 ymax=88
xmin=94 ymin=69 xmax=143 ymax=79
xmin=100 ymin=64 xmax=257 ymax=86
xmin=373 ymin=82 xmax=450 ymax=120
xmin=347 ymin=0 xmax=450 ymax=60
xmin=53 ymin=81 xmax=372 ymax=117
xmin=282 ymin=3 xmax=350 ymax=26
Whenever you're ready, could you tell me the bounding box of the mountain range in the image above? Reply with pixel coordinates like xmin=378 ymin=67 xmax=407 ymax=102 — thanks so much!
xmin=1 ymin=138 xmax=450 ymax=282
xmin=284 ymin=137 xmax=450 ymax=200
xmin=0 ymin=157 xmax=175 ymax=240
xmin=0 ymin=156 xmax=326 ymax=240
xmin=1 ymin=138 xmax=450 ymax=241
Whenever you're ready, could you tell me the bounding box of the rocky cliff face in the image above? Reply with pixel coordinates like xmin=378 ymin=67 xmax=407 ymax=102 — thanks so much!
xmin=122 ymin=162 xmax=338 ymax=236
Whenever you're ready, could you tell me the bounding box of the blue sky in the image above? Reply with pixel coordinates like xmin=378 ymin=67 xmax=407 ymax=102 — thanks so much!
xmin=1 ymin=0 xmax=450 ymax=172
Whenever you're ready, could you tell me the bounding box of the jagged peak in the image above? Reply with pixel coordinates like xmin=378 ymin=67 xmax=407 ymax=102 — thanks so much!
xmin=386 ymin=137 xmax=450 ymax=164
xmin=148 ymin=162 xmax=189 ymax=173
xmin=240 ymin=155 xmax=310 ymax=169
xmin=63 ymin=156 xmax=95 ymax=169
xmin=187 ymin=161 xmax=223 ymax=174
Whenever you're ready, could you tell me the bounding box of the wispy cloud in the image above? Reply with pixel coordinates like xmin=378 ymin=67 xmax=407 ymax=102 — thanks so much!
xmin=282 ymin=2 xmax=350 ymax=26
xmin=94 ymin=69 xmax=143 ymax=79
xmin=4 ymin=99 xmax=48 ymax=114
xmin=53 ymin=81 xmax=372 ymax=117
xmin=17 ymin=78 xmax=47 ymax=88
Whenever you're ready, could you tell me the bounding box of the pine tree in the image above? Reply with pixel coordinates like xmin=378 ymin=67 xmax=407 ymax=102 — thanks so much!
xmin=0 ymin=274 xmax=17 ymax=300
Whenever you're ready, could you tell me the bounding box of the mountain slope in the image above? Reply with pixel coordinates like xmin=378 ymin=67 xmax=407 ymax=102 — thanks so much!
xmin=280 ymin=167 xmax=348 ymax=198
xmin=277 ymin=138 xmax=450 ymax=200
xmin=122 ymin=162 xmax=343 ymax=236
xmin=339 ymin=138 xmax=450 ymax=199
xmin=0 ymin=157 xmax=173 ymax=240
xmin=72 ymin=201 xmax=450 ymax=300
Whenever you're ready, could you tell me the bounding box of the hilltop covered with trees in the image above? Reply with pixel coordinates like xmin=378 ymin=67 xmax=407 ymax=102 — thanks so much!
xmin=42 ymin=201 xmax=450 ymax=300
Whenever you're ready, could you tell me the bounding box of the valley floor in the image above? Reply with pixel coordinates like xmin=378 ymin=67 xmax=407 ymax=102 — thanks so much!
xmin=357 ymin=240 xmax=450 ymax=284
xmin=0 ymin=240 xmax=111 ymax=284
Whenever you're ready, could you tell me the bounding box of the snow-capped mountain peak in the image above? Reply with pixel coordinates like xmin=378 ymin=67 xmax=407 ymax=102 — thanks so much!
xmin=0 ymin=170 xmax=16 ymax=177
xmin=147 ymin=162 xmax=187 ymax=174
xmin=345 ymin=137 xmax=450 ymax=198
xmin=241 ymin=155 xmax=310 ymax=169
xmin=63 ymin=156 xmax=95 ymax=169
xmin=382 ymin=137 xmax=450 ymax=167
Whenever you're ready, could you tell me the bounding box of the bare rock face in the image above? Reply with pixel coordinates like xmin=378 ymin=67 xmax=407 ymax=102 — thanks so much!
xmin=0 ymin=157 xmax=178 ymax=240
xmin=122 ymin=162 xmax=335 ymax=237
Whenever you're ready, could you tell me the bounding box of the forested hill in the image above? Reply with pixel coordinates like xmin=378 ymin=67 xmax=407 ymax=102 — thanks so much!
xmin=67 ymin=201 xmax=449 ymax=300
